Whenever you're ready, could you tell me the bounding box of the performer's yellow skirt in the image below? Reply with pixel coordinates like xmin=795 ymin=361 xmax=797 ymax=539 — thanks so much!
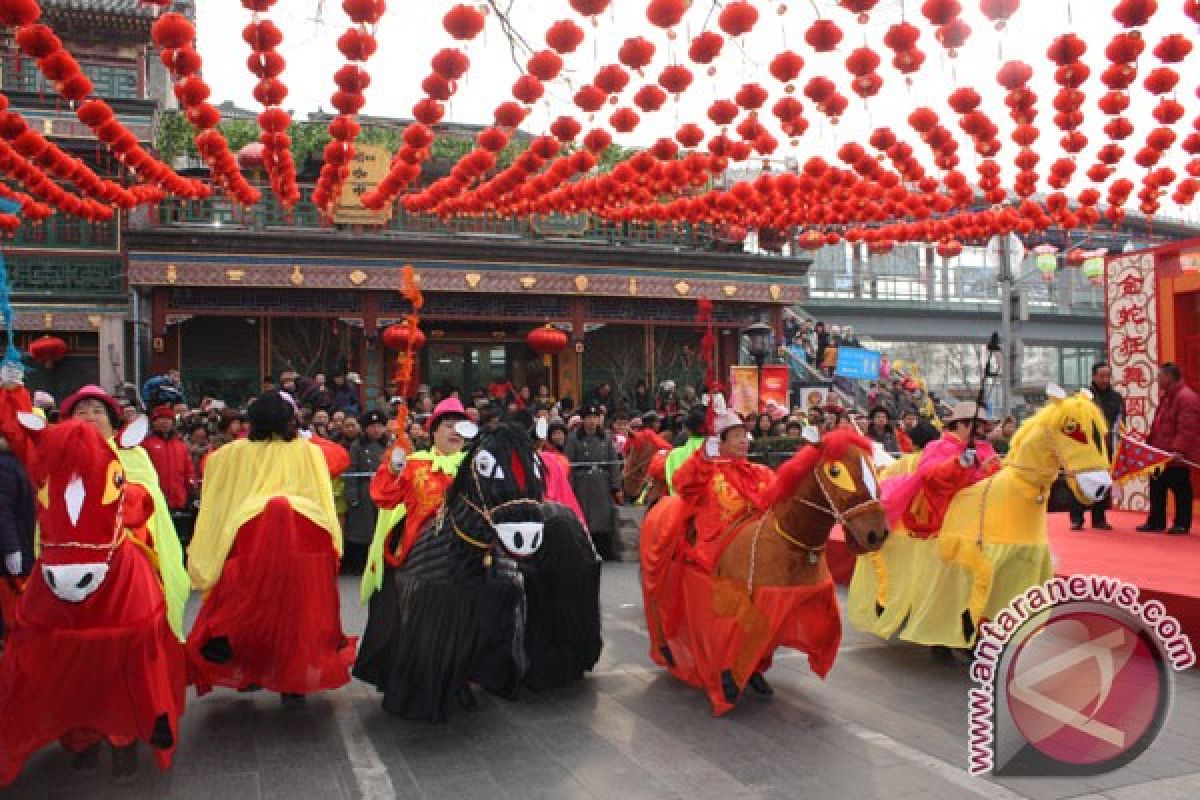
xmin=848 ymin=534 xmax=1053 ymax=649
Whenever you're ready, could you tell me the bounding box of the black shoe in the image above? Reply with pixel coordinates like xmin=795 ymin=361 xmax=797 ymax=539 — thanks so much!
xmin=1070 ymin=521 xmax=1084 ymax=531
xmin=71 ymin=743 xmax=101 ymax=772
xmin=280 ymin=693 xmax=306 ymax=708
xmin=720 ymin=670 xmax=740 ymax=704
xmin=747 ymin=673 xmax=774 ymax=696
xmin=1137 ymin=524 xmax=1166 ymax=533
xmin=111 ymin=743 xmax=138 ymax=784
xmin=1093 ymin=521 xmax=1113 ymax=531
xmin=1168 ymin=526 xmax=1190 ymax=535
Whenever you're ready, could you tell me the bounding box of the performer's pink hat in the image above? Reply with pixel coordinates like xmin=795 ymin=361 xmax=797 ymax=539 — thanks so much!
xmin=427 ymin=397 xmax=468 ymax=433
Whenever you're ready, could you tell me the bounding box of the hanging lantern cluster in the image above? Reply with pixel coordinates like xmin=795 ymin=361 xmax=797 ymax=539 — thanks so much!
xmin=153 ymin=12 xmax=259 ymax=205
xmin=312 ymin=0 xmax=387 ymax=215
xmin=241 ymin=0 xmax=299 ymax=208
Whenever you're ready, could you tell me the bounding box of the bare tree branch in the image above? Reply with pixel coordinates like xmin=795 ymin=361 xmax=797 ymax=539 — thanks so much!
xmin=486 ymin=0 xmax=535 ymax=73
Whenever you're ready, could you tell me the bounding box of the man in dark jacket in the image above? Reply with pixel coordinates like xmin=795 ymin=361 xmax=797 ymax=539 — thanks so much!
xmin=1139 ymin=363 xmax=1200 ymax=534
xmin=1071 ymin=363 xmax=1125 ymax=530
xmin=0 ymin=434 xmax=35 ymax=646
xmin=565 ymin=405 xmax=622 ymax=559
xmin=344 ymin=410 xmax=390 ymax=573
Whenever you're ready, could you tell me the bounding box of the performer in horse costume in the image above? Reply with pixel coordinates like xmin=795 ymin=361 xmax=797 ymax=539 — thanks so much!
xmin=641 ymin=427 xmax=888 ymax=715
xmin=848 ymin=387 xmax=1114 ymax=649
xmin=880 ymin=401 xmax=1002 ymax=538
xmin=60 ymin=385 xmax=190 ymax=641
xmin=354 ymin=423 xmax=601 ymax=721
xmin=359 ymin=397 xmax=472 ymax=606
xmin=622 ymin=422 xmax=674 ymax=506
xmin=186 ymin=390 xmax=354 ymax=703
xmin=0 ymin=417 xmax=187 ymax=785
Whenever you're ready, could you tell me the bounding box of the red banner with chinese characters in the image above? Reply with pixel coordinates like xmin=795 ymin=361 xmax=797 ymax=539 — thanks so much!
xmin=760 ymin=365 xmax=791 ymax=414
xmin=1105 ymin=251 xmax=1160 ymax=511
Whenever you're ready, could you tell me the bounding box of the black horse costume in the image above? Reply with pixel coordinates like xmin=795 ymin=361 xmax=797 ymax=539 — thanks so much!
xmin=353 ymin=424 xmax=602 ymax=721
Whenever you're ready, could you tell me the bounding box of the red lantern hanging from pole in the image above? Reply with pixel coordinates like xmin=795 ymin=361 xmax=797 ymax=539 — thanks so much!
xmin=527 ymin=324 xmax=568 ymax=394
xmin=381 ymin=321 xmax=426 ymax=353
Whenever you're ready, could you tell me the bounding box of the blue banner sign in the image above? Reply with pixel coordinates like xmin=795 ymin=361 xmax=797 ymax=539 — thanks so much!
xmin=835 ymin=347 xmax=882 ymax=380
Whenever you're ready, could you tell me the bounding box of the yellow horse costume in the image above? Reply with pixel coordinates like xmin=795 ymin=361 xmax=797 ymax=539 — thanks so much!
xmin=848 ymin=388 xmax=1113 ymax=648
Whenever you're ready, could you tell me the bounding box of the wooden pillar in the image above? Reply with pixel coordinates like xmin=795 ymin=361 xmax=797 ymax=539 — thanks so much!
xmin=559 ymin=297 xmax=587 ymax=407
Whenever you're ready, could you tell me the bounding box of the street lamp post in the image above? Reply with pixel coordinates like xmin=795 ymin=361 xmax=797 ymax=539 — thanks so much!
xmin=743 ymin=321 xmax=773 ymax=413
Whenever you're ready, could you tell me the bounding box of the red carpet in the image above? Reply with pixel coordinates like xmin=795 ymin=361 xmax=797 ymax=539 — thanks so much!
xmin=828 ymin=511 xmax=1200 ymax=653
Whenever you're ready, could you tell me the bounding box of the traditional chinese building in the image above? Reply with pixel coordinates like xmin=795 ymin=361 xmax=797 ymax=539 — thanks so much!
xmin=127 ymin=208 xmax=807 ymax=407
xmin=3 ymin=0 xmax=179 ymax=398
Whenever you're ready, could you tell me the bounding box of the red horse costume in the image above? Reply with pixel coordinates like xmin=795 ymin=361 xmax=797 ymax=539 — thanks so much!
xmin=0 ymin=420 xmax=187 ymax=785
xmin=186 ymin=435 xmax=354 ymax=696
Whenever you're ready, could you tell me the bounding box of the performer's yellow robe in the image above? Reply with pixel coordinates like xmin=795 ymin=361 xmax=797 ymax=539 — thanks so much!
xmin=187 ymin=438 xmax=341 ymax=592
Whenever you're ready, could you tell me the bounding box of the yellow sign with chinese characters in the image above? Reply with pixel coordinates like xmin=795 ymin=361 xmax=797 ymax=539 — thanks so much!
xmin=334 ymin=144 xmax=393 ymax=225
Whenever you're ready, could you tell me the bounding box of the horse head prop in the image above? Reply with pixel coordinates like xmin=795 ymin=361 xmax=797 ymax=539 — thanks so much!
xmin=762 ymin=429 xmax=890 ymax=563
xmin=444 ymin=422 xmax=548 ymax=560
xmin=1008 ymin=384 xmax=1113 ymax=503
xmin=27 ymin=417 xmax=152 ymax=603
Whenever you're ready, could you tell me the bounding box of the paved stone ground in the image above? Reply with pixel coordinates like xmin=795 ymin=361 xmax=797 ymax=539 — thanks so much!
xmin=6 ymin=565 xmax=1200 ymax=799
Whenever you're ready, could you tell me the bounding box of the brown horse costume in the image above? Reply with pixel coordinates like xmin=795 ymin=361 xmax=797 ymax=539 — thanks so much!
xmin=640 ymin=430 xmax=888 ymax=715
xmin=622 ymin=428 xmax=673 ymax=504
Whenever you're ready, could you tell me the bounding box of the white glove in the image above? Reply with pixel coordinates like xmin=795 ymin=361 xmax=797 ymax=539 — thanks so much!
xmin=4 ymin=551 xmax=21 ymax=575
xmin=704 ymin=436 xmax=720 ymax=459
xmin=959 ymin=448 xmax=976 ymax=468
xmin=390 ymin=448 xmax=407 ymax=473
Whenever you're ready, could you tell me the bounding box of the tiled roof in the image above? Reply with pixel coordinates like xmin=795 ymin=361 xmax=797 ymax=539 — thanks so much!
xmin=42 ymin=0 xmax=163 ymax=17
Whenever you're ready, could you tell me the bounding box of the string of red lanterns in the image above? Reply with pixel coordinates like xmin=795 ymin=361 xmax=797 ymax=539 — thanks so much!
xmin=0 ymin=1 xmax=208 ymax=205
xmin=312 ymin=0 xmax=387 ymax=216
xmin=241 ymin=0 xmax=300 ymax=209
xmin=152 ymin=12 xmax=259 ymax=205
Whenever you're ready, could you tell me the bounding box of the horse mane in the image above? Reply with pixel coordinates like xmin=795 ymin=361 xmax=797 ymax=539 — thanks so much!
xmin=762 ymin=429 xmax=875 ymax=508
xmin=35 ymin=419 xmax=113 ymax=487
xmin=449 ymin=422 xmax=546 ymax=503
xmin=629 ymin=428 xmax=673 ymax=453
xmin=1008 ymin=391 xmax=1108 ymax=462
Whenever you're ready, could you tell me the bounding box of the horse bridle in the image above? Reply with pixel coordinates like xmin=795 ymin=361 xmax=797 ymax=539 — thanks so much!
xmin=747 ymin=457 xmax=885 ymax=594
xmin=791 ymin=462 xmax=886 ymax=535
xmin=440 ymin=458 xmax=544 ymax=565
xmin=38 ymin=474 xmax=127 ymax=564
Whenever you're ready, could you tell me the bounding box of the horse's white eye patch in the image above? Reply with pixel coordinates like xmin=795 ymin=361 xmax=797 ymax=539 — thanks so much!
xmin=475 ymin=450 xmax=497 ymax=478
xmin=861 ymin=456 xmax=878 ymax=499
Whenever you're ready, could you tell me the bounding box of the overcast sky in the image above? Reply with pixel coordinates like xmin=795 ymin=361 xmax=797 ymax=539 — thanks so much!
xmin=197 ymin=0 xmax=1200 ymax=219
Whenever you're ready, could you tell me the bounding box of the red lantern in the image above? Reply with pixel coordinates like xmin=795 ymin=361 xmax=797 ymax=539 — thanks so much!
xmin=646 ymin=0 xmax=686 ymax=28
xmin=980 ymin=0 xmax=1020 ymax=29
xmin=381 ymin=323 xmax=426 ymax=353
xmin=527 ymin=324 xmax=568 ymax=357
xmin=526 ymin=49 xmax=562 ymax=81
xmin=444 ymin=4 xmax=486 ymax=40
xmin=546 ymin=19 xmax=585 ymax=53
xmin=718 ymin=2 xmax=758 ymax=36
xmin=29 ymin=335 xmax=67 ymax=368
xmin=1113 ymin=0 xmax=1157 ymax=28
xmin=805 ymin=20 xmax=843 ymax=52
xmin=689 ymin=31 xmax=724 ymax=64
